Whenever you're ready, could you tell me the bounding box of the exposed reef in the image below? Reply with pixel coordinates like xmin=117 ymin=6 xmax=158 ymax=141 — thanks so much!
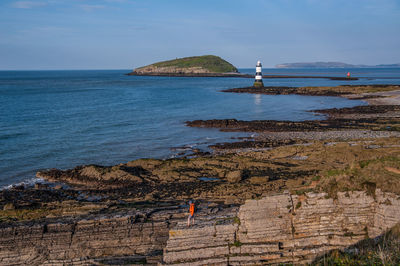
xmin=222 ymin=84 xmax=400 ymax=97
xmin=186 ymin=115 xmax=400 ymax=133
xmin=189 ymin=85 xmax=400 ymax=137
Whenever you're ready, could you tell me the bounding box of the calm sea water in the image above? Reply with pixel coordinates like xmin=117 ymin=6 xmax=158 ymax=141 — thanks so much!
xmin=1 ymin=68 xmax=399 ymax=187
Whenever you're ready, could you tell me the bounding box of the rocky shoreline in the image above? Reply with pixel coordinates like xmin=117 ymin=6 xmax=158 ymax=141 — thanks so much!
xmin=222 ymin=84 xmax=400 ymax=97
xmin=186 ymin=105 xmax=400 ymax=134
xmin=1 ymin=84 xmax=400 ymax=265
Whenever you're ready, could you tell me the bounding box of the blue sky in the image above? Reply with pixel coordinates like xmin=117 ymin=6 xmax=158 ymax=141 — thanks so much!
xmin=0 ymin=0 xmax=399 ymax=69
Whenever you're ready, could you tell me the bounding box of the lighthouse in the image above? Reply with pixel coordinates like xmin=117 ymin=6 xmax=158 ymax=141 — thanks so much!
xmin=254 ymin=60 xmax=263 ymax=88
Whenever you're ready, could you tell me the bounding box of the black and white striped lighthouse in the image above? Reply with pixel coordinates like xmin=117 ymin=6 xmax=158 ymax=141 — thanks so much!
xmin=254 ymin=60 xmax=263 ymax=87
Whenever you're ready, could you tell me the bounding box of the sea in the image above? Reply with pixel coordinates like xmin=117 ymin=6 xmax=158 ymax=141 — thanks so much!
xmin=1 ymin=68 xmax=400 ymax=188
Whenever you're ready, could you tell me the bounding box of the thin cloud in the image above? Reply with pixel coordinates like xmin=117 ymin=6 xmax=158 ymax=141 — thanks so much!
xmin=11 ymin=1 xmax=47 ymax=9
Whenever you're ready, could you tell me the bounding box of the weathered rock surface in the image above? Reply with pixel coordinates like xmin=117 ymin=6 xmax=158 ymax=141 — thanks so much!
xmin=0 ymin=208 xmax=181 ymax=265
xmin=222 ymin=85 xmax=400 ymax=97
xmin=162 ymin=189 xmax=400 ymax=265
xmin=1 ymin=189 xmax=399 ymax=265
xmin=186 ymin=116 xmax=400 ymax=133
xmin=31 ymin=138 xmax=400 ymax=207
xmin=225 ymin=170 xmax=242 ymax=183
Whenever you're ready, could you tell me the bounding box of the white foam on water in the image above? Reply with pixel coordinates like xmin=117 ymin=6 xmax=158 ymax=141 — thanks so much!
xmin=0 ymin=177 xmax=45 ymax=191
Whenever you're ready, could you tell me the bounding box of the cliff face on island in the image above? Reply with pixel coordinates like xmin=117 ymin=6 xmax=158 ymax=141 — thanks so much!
xmin=1 ymin=189 xmax=399 ymax=265
xmin=129 ymin=55 xmax=238 ymax=76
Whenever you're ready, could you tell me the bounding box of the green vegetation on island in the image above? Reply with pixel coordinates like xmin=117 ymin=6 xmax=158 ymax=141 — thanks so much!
xmin=132 ymin=55 xmax=238 ymax=75
xmin=150 ymin=55 xmax=238 ymax=73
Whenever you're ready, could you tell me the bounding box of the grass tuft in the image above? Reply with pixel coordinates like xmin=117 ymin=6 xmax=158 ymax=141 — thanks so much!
xmin=312 ymin=223 xmax=400 ymax=265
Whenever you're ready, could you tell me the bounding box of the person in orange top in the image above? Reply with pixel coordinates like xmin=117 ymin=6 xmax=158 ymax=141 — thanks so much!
xmin=187 ymin=200 xmax=195 ymax=227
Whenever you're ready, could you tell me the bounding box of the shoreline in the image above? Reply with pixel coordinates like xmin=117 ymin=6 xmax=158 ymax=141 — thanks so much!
xmin=3 ymin=85 xmax=400 ymax=190
xmin=1 ymin=83 xmax=400 ymax=264
xmin=3 ymin=84 xmax=400 ymax=189
xmin=222 ymin=84 xmax=400 ymax=98
xmin=187 ymin=84 xmax=400 ymax=150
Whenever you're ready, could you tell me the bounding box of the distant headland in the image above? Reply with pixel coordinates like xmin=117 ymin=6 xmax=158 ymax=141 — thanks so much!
xmin=127 ymin=55 xmax=239 ymax=76
xmin=276 ymin=62 xmax=400 ymax=68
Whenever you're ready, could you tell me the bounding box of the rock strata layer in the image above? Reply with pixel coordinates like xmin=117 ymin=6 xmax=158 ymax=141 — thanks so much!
xmin=162 ymin=189 xmax=400 ymax=265
xmin=0 ymin=208 xmax=180 ymax=265
xmin=1 ymin=191 xmax=399 ymax=265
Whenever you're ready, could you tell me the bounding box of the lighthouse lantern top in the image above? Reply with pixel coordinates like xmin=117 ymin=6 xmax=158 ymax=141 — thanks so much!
xmin=256 ymin=60 xmax=262 ymax=67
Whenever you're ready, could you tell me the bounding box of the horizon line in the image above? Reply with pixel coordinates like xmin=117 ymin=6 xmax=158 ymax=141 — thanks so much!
xmin=1 ymin=66 xmax=400 ymax=71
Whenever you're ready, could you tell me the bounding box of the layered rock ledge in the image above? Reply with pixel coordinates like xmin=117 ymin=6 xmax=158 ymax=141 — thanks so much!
xmin=162 ymin=189 xmax=400 ymax=265
xmin=0 ymin=206 xmax=187 ymax=265
xmin=2 ymin=189 xmax=398 ymax=265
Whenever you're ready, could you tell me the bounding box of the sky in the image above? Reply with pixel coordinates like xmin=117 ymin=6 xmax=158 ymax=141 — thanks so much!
xmin=0 ymin=0 xmax=399 ymax=70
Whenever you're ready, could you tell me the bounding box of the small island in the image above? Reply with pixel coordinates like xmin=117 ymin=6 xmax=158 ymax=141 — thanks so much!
xmin=127 ymin=55 xmax=241 ymax=77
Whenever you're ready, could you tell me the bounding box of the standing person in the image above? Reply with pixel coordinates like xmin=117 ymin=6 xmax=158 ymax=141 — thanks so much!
xmin=187 ymin=200 xmax=195 ymax=227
